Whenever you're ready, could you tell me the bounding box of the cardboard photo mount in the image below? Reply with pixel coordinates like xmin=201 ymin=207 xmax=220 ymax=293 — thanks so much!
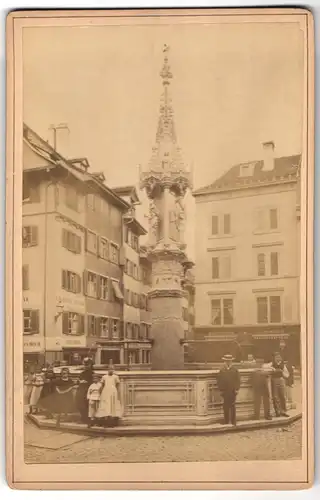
xmin=6 ymin=7 xmax=314 ymax=490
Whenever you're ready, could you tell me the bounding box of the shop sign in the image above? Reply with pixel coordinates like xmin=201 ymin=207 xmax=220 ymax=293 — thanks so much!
xmin=128 ymin=343 xmax=141 ymax=349
xmin=24 ymin=337 xmax=44 ymax=352
xmin=45 ymin=336 xmax=86 ymax=350
xmin=63 ymin=336 xmax=86 ymax=348
xmin=56 ymin=294 xmax=85 ymax=308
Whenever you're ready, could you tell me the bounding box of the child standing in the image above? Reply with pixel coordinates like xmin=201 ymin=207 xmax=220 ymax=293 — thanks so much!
xmin=87 ymin=374 xmax=101 ymax=427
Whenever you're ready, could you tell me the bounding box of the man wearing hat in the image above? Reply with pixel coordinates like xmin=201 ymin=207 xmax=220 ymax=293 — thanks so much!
xmin=217 ymin=354 xmax=240 ymax=426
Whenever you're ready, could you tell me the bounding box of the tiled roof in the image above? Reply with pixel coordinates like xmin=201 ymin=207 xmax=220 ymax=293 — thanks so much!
xmin=193 ymin=154 xmax=301 ymax=196
xmin=113 ymin=185 xmax=140 ymax=204
xmin=23 ymin=123 xmax=129 ymax=210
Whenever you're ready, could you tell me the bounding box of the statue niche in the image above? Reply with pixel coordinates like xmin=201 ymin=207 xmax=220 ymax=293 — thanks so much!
xmin=169 ymin=195 xmax=185 ymax=243
xmin=148 ymin=199 xmax=161 ymax=243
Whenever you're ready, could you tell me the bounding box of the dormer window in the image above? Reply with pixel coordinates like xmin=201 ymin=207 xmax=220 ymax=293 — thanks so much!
xmin=240 ymin=163 xmax=255 ymax=177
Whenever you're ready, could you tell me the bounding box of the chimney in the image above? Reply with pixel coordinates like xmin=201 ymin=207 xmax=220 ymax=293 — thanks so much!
xmin=262 ymin=141 xmax=275 ymax=171
xmin=48 ymin=124 xmax=70 ymax=159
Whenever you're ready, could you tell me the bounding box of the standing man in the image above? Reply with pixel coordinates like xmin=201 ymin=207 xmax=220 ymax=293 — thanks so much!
xmin=270 ymin=352 xmax=290 ymax=417
xmin=252 ymin=363 xmax=273 ymax=420
xmin=218 ymin=354 xmax=240 ymax=426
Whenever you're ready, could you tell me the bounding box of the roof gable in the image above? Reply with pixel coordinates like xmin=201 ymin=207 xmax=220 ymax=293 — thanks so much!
xmin=113 ymin=185 xmax=140 ymax=204
xmin=194 ymin=154 xmax=301 ymax=196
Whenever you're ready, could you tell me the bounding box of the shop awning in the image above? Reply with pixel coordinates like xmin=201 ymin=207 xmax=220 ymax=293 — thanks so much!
xmin=112 ymin=280 xmax=124 ymax=300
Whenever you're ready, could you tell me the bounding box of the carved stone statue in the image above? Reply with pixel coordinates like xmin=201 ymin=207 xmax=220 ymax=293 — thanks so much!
xmin=149 ymin=200 xmax=161 ymax=237
xmin=174 ymin=195 xmax=185 ymax=239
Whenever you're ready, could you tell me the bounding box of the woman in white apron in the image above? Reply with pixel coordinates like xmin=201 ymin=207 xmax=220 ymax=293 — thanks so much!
xmin=96 ymin=365 xmax=122 ymax=427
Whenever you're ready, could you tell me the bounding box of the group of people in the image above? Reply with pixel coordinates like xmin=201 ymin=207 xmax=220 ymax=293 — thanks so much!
xmin=218 ymin=352 xmax=294 ymax=426
xmin=25 ymin=352 xmax=295 ymax=430
xmin=24 ymin=358 xmax=123 ymax=428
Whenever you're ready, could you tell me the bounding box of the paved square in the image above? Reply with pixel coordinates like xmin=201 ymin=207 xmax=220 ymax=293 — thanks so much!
xmin=24 ymin=419 xmax=302 ymax=463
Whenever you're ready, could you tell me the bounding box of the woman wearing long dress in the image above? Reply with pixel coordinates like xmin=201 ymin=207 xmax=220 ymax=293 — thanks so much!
xmin=38 ymin=367 xmax=57 ymax=417
xmin=39 ymin=367 xmax=78 ymax=427
xmin=29 ymin=368 xmax=45 ymax=414
xmin=96 ymin=365 xmax=122 ymax=427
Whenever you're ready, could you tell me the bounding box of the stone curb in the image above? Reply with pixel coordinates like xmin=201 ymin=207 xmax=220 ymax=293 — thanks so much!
xmin=27 ymin=412 xmax=302 ymax=437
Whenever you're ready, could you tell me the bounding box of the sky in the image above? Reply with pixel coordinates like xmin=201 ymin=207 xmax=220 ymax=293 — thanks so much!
xmin=22 ymin=21 xmax=304 ymax=259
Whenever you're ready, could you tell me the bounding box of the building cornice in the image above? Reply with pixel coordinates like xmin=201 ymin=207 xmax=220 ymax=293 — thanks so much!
xmin=193 ymin=177 xmax=298 ymax=198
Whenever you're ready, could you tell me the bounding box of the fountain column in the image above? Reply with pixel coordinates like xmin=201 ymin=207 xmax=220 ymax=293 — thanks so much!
xmin=140 ymin=45 xmax=193 ymax=370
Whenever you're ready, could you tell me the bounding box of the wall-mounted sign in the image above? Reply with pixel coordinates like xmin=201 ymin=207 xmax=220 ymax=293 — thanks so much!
xmin=128 ymin=343 xmax=141 ymax=349
xmin=63 ymin=336 xmax=86 ymax=348
xmin=56 ymin=295 xmax=85 ymax=308
xmin=45 ymin=336 xmax=86 ymax=351
xmin=24 ymin=337 xmax=44 ymax=352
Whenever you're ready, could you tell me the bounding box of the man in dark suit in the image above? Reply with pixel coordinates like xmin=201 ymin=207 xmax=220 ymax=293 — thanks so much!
xmin=252 ymin=363 xmax=273 ymax=420
xmin=218 ymin=354 xmax=240 ymax=426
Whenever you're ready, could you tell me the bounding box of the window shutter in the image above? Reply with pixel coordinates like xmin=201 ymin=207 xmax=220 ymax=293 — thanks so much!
xmin=270 ymin=252 xmax=279 ymax=276
xmin=22 ymin=265 xmax=29 ymax=290
xmin=78 ymin=314 xmax=85 ymax=334
xmin=87 ymin=315 xmax=92 ymax=336
xmin=96 ymin=236 xmax=100 ymax=257
xmin=221 ymin=255 xmax=231 ymax=279
xmin=257 ymin=297 xmax=268 ymax=324
xmin=94 ymin=316 xmax=101 ymax=337
xmin=83 ymin=270 xmax=88 ymax=295
xmin=212 ymin=215 xmax=219 ymax=235
xmin=62 ymin=229 xmax=67 ymax=249
xmin=212 ymin=257 xmax=219 ymax=279
xmin=77 ymin=235 xmax=81 ymax=254
xmin=224 ymin=214 xmax=231 ymax=234
xmin=270 ymin=296 xmax=281 ymax=323
xmin=96 ymin=275 xmax=101 ymax=299
xmin=77 ymin=274 xmax=81 ymax=293
xmin=270 ymin=209 xmax=278 ymax=230
xmin=31 ymin=226 xmax=38 ymax=246
xmin=257 ymin=253 xmax=266 ymax=277
xmin=61 ymin=270 xmax=66 ymax=289
xmin=31 ymin=310 xmax=39 ymax=334
xmin=62 ymin=312 xmax=69 ymax=334
xmin=223 ymin=298 xmax=234 ymax=325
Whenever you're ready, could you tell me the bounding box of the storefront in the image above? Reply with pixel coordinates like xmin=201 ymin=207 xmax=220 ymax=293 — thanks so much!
xmin=190 ymin=325 xmax=301 ymax=366
xmin=23 ymin=337 xmax=45 ymax=371
xmin=62 ymin=348 xmax=97 ymax=365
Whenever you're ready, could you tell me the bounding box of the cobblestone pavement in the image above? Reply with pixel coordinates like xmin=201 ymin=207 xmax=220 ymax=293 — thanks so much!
xmin=24 ymin=419 xmax=302 ymax=463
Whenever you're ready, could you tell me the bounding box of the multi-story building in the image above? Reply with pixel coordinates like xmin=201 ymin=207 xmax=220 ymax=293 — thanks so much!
xmin=66 ymin=167 xmax=129 ymax=367
xmin=23 ymin=124 xmax=152 ymax=369
xmin=23 ymin=124 xmax=87 ymax=367
xmin=113 ymin=187 xmax=152 ymax=367
xmin=192 ymin=141 xmax=301 ymax=366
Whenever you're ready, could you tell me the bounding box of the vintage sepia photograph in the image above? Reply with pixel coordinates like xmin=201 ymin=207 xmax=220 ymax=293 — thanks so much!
xmin=6 ymin=7 xmax=314 ymax=489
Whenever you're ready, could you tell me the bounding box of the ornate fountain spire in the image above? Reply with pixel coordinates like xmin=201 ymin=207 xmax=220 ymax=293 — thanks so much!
xmin=156 ymin=45 xmax=176 ymax=143
xmin=139 ymin=45 xmax=194 ymax=370
xmin=140 ymin=45 xmax=192 ymax=199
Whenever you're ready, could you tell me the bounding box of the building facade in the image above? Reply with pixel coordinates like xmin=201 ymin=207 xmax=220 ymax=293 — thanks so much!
xmin=192 ymin=142 xmax=301 ymax=366
xmin=114 ymin=187 xmax=152 ymax=367
xmin=23 ymin=124 xmax=152 ymax=369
